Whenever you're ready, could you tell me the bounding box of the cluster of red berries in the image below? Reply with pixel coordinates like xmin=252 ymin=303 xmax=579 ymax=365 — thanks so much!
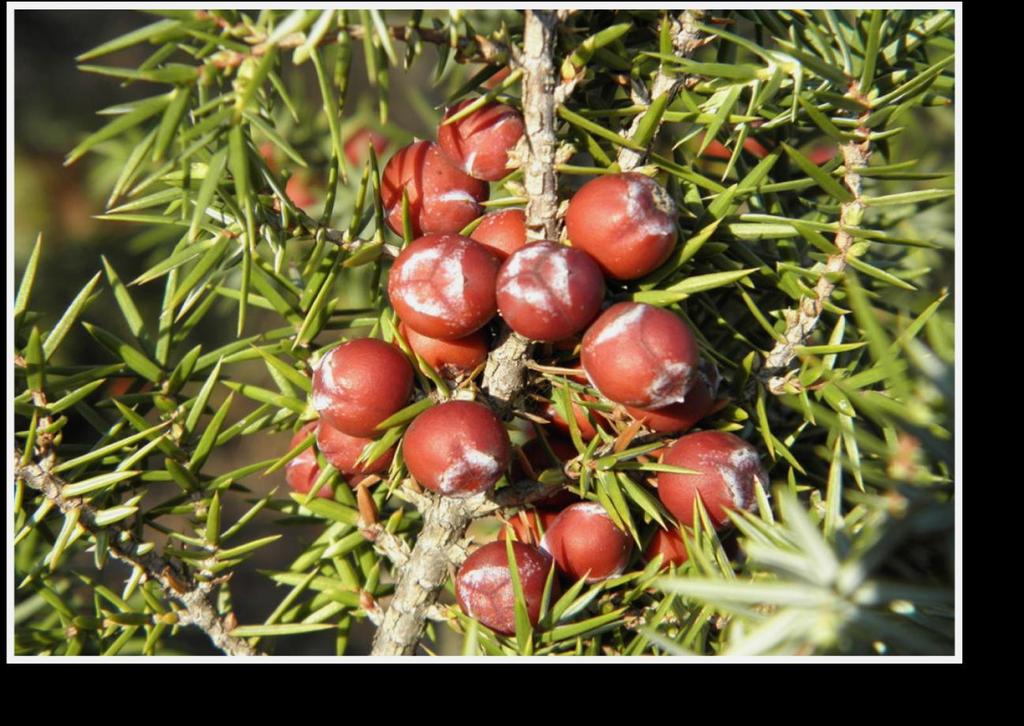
xmin=285 ymin=93 xmax=770 ymax=638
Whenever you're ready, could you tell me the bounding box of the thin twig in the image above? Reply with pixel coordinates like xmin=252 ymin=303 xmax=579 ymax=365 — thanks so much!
xmin=617 ymin=10 xmax=708 ymax=171
xmin=14 ymin=453 xmax=262 ymax=656
xmin=762 ymin=135 xmax=870 ymax=393
xmin=205 ymin=17 xmax=508 ymax=69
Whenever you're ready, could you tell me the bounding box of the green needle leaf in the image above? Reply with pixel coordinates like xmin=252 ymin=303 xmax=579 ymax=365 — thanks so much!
xmin=42 ymin=272 xmax=103 ymax=361
xmin=781 ymin=143 xmax=854 ymax=202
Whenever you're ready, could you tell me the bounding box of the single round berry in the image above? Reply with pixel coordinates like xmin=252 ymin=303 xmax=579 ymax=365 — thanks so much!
xmin=388 ymin=234 xmax=500 ymax=340
xmin=285 ymin=424 xmax=332 ymax=499
xmin=541 ymin=502 xmax=634 ymax=583
xmin=397 ymin=321 xmax=488 ymax=378
xmin=403 ymin=401 xmax=512 ymax=497
xmin=565 ymin=173 xmax=678 ymax=280
xmin=470 ymin=208 xmax=527 ymax=261
xmin=626 ymin=359 xmax=721 ymax=434
xmin=315 ymin=420 xmax=395 ymax=477
xmin=437 ymin=99 xmax=525 ymax=182
xmin=498 ymin=509 xmax=562 ymax=547
xmin=311 ymin=339 xmax=414 ymax=438
xmin=344 ymin=127 xmax=389 ymax=167
xmin=455 ymin=540 xmax=557 ymax=636
xmin=581 ymin=302 xmax=700 ymax=409
xmin=496 ymin=241 xmax=605 ymax=342
xmin=381 ymin=140 xmax=488 ymax=238
xmin=657 ymin=431 xmax=768 ymax=530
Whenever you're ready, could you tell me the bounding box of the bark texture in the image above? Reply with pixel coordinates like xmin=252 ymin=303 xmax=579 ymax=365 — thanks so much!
xmin=762 ymin=140 xmax=870 ymax=393
xmin=368 ymin=496 xmax=476 ymax=655
xmin=14 ymin=454 xmax=261 ymax=656
xmin=617 ymin=10 xmax=707 ymax=171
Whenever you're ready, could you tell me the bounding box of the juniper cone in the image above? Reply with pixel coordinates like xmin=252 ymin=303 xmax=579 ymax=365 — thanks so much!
xmin=14 ymin=8 xmax=955 ymax=658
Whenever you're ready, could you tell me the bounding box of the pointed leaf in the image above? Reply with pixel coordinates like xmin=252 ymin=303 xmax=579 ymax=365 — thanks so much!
xmin=43 ymin=272 xmax=103 ymax=361
xmin=77 ymin=19 xmax=184 ymax=61
xmin=152 ymin=84 xmax=193 ymax=162
xmin=65 ymin=92 xmax=172 ymax=166
xmin=14 ymin=234 xmax=43 ymax=322
xmin=781 ymin=143 xmax=854 ymax=202
xmin=82 ymin=323 xmax=162 ymax=383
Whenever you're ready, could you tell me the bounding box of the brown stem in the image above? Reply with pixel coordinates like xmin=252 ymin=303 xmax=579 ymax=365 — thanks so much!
xmin=14 ymin=454 xmax=262 ymax=656
xmin=762 ymin=138 xmax=870 ymax=393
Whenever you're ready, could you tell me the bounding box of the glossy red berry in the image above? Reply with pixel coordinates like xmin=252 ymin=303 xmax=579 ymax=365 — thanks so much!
xmin=397 ymin=321 xmax=488 ymax=378
xmin=315 ymin=420 xmax=395 ymax=477
xmin=455 ymin=540 xmax=556 ymax=636
xmin=697 ymin=133 xmax=772 ymax=160
xmin=565 ymin=173 xmax=677 ymax=280
xmin=437 ymin=99 xmax=525 ymax=182
xmin=806 ymin=143 xmax=837 ymax=165
xmin=470 ymin=208 xmax=527 ymax=261
xmin=495 ymin=241 xmax=605 ymax=343
xmin=402 ymin=401 xmax=511 ymax=497
xmin=388 ymin=234 xmax=500 ymax=340
xmin=285 ymin=424 xmax=332 ymax=498
xmin=657 ymin=431 xmax=768 ymax=530
xmin=541 ymin=502 xmax=633 ymax=583
xmin=311 ymin=339 xmax=414 ymax=438
xmin=581 ymin=302 xmax=700 ymax=409
xmin=381 ymin=140 xmax=488 ymax=238
xmin=626 ymin=359 xmax=721 ymax=434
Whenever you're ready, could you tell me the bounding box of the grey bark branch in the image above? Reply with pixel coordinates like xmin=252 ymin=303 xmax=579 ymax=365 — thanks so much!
xmin=518 ymin=10 xmax=561 ymax=242
xmin=369 ymin=494 xmax=480 ymax=655
xmin=617 ymin=10 xmax=707 ymax=171
xmin=482 ymin=10 xmax=560 ymax=409
xmin=370 ymin=10 xmax=563 ymax=656
xmin=14 ymin=453 xmax=262 ymax=656
xmin=762 ymin=140 xmax=870 ymax=393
